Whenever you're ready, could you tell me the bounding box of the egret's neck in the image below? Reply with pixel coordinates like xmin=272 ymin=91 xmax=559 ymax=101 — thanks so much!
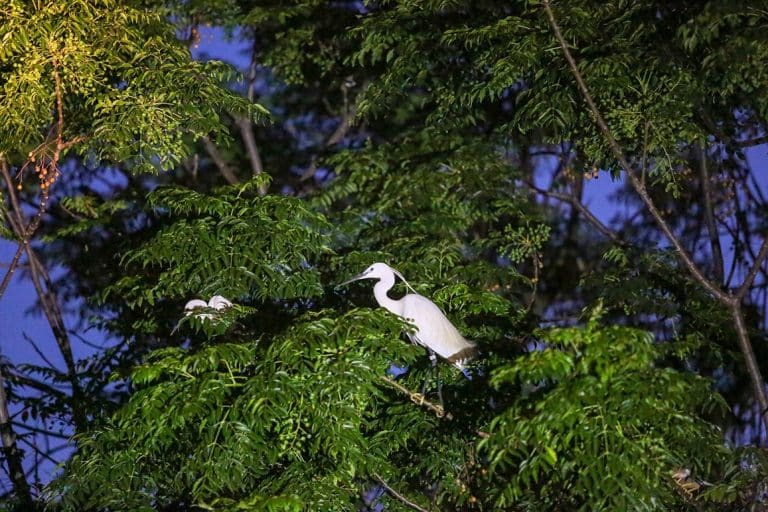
xmin=373 ymin=274 xmax=403 ymax=316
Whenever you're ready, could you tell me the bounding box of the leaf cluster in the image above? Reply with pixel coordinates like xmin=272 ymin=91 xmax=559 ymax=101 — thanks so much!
xmin=0 ymin=0 xmax=264 ymax=172
xmin=482 ymin=314 xmax=730 ymax=510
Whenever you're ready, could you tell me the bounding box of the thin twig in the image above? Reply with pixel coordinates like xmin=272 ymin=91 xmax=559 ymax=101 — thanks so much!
xmin=17 ymin=437 xmax=70 ymax=472
xmin=526 ymin=180 xmax=623 ymax=245
xmin=736 ymin=238 xmax=768 ymax=301
xmin=373 ymin=473 xmax=433 ymax=512
xmin=12 ymin=421 xmax=71 ymax=441
xmin=3 ymin=368 xmax=69 ymax=401
xmin=21 ymin=333 xmax=61 ymax=373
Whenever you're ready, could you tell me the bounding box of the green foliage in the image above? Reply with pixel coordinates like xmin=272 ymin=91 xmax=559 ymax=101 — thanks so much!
xmin=701 ymin=446 xmax=768 ymax=508
xmin=350 ymin=1 xmax=768 ymax=187
xmin=50 ymin=305 xmax=423 ymax=510
xmin=2 ymin=0 xmax=764 ymax=510
xmin=482 ymin=313 xmax=729 ymax=510
xmin=111 ymin=175 xmax=330 ymax=309
xmin=320 ymin=130 xmax=538 ymax=291
xmin=0 ymin=0 xmax=265 ymax=172
xmin=500 ymin=222 xmax=552 ymax=264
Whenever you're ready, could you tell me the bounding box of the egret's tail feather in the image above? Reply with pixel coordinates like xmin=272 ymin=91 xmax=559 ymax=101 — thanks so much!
xmin=447 ymin=344 xmax=478 ymax=368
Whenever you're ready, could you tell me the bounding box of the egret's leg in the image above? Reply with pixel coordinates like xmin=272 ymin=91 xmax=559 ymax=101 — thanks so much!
xmin=420 ymin=351 xmax=438 ymax=397
xmin=419 ymin=353 xmax=433 ymax=397
xmin=432 ymin=353 xmax=444 ymax=409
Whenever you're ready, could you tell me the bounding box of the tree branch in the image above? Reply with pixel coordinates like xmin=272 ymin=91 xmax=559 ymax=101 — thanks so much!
xmin=0 ymin=54 xmax=67 ymax=302
xmin=21 ymin=332 xmax=61 ymax=373
xmin=236 ymin=38 xmax=267 ymax=195
xmin=543 ymin=0 xmax=768 ymax=431
xmin=13 ymin=421 xmax=71 ymax=441
xmin=3 ymin=367 xmax=69 ymax=402
xmin=380 ymin=375 xmax=452 ymax=420
xmin=201 ymin=136 xmax=239 ymax=185
xmin=0 ymin=367 xmax=33 ymax=507
xmin=526 ymin=180 xmax=624 ymax=245
xmin=235 ymin=117 xmax=265 ymax=183
xmin=698 ymin=146 xmax=725 ymax=284
xmin=1 ymin=161 xmax=87 ymax=433
xmin=541 ymin=0 xmax=728 ymax=304
xmin=373 ymin=473 xmax=433 ymax=512
xmin=736 ymin=238 xmax=768 ymax=301
xmin=728 ymin=301 xmax=768 ymax=429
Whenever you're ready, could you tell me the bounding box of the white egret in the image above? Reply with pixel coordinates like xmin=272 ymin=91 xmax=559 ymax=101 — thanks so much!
xmin=183 ymin=295 xmax=233 ymax=320
xmin=340 ymin=263 xmax=477 ymax=370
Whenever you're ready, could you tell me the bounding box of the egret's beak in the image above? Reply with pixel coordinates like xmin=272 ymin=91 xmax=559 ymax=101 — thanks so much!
xmin=338 ymin=272 xmax=366 ymax=287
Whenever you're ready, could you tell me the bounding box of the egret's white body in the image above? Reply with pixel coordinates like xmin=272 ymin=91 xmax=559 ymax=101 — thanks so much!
xmin=343 ymin=263 xmax=476 ymax=369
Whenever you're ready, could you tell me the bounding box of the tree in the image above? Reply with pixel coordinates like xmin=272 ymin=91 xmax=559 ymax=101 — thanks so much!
xmin=2 ymin=0 xmax=767 ymax=510
xmin=0 ymin=0 xmax=256 ymax=506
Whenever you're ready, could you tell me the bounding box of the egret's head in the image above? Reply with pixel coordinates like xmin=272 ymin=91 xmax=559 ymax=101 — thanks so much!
xmin=339 ymin=263 xmax=418 ymax=293
xmin=340 ymin=262 xmax=394 ymax=284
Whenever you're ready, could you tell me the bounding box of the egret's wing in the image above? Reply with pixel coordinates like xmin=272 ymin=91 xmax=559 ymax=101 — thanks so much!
xmin=401 ymin=294 xmax=474 ymax=361
xmin=208 ymin=295 xmax=233 ymax=310
xmin=184 ymin=299 xmax=208 ymax=315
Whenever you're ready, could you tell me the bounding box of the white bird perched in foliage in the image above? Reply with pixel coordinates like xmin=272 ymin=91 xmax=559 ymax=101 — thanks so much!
xmin=171 ymin=295 xmax=234 ymax=334
xmin=183 ymin=295 xmax=233 ymax=320
xmin=341 ymin=262 xmax=477 ymax=370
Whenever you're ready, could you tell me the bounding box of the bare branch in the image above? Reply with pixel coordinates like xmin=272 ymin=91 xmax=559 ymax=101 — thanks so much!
xmin=2 ymin=161 xmax=87 ymax=432
xmin=21 ymin=333 xmax=61 ymax=372
xmin=201 ymin=136 xmax=239 ymax=185
xmin=526 ymin=180 xmax=623 ymax=245
xmin=3 ymin=368 xmax=69 ymax=401
xmin=17 ymin=437 xmax=70 ymax=470
xmin=698 ymin=146 xmax=725 ymax=284
xmin=373 ymin=473 xmax=433 ymax=512
xmin=0 ymin=229 xmax=28 ymax=301
xmin=236 ymin=39 xmax=267 ymax=195
xmin=736 ymin=238 xmax=768 ymax=301
xmin=235 ymin=117 xmax=265 ymax=182
xmin=12 ymin=421 xmax=71 ymax=441
xmin=728 ymin=301 xmax=768 ymax=428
